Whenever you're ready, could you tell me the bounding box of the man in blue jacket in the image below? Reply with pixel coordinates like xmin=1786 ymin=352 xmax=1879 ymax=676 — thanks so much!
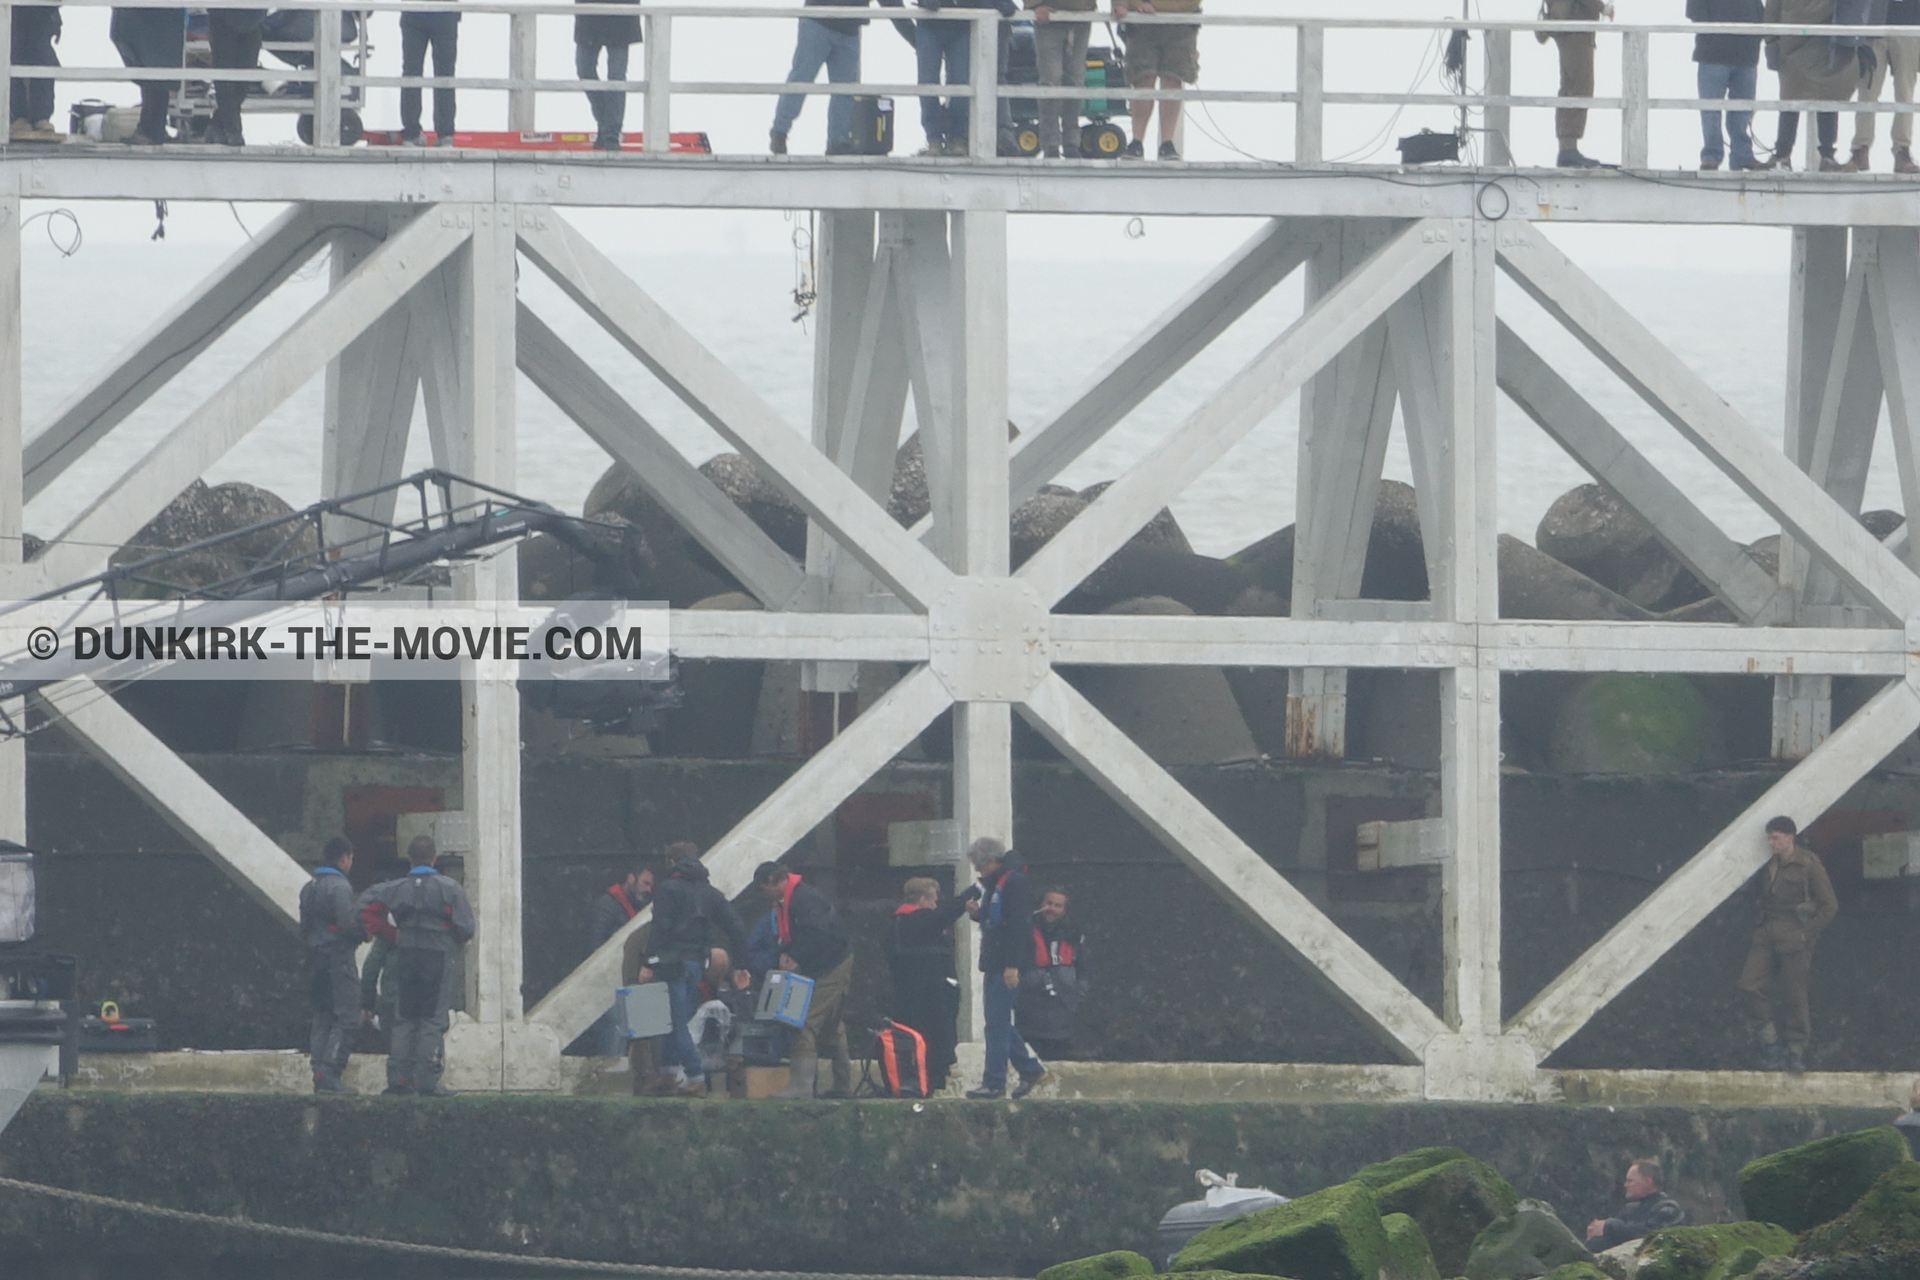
xmin=964 ymin=836 xmax=1052 ymax=1098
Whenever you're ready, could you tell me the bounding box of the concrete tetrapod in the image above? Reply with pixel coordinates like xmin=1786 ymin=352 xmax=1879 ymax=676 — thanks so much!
xmin=1170 ymin=1180 xmax=1387 ymax=1280
xmin=1632 ymin=1223 xmax=1794 ymax=1280
xmin=1462 ymin=1200 xmax=1592 ymax=1280
xmin=1373 ymin=1158 xmax=1518 ymax=1278
xmin=1036 ymin=1250 xmax=1158 ymax=1280
xmin=1378 ymin=1213 xmax=1441 ymax=1280
xmin=1798 ymin=1160 xmax=1920 ymax=1263
xmin=1736 ymin=1126 xmax=1912 ymax=1235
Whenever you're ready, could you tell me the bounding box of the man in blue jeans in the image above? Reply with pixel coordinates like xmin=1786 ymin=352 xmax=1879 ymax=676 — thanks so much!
xmin=1689 ymin=0 xmax=1763 ymax=170
xmin=964 ymin=837 xmax=1054 ymax=1099
xmin=638 ymin=845 xmax=749 ymax=1098
xmin=914 ymin=0 xmax=1013 ymax=155
xmin=771 ymin=0 xmax=912 ymax=155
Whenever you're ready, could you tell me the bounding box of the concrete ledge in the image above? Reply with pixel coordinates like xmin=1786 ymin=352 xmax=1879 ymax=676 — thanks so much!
xmin=51 ymin=1052 xmax=1917 ymax=1109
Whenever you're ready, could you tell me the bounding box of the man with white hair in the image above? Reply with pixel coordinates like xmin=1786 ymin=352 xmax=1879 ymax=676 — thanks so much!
xmin=963 ymin=837 xmax=1053 ymax=1099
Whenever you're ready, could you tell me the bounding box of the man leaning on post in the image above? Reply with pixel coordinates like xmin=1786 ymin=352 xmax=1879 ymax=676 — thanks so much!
xmin=1737 ymin=815 xmax=1837 ymax=1074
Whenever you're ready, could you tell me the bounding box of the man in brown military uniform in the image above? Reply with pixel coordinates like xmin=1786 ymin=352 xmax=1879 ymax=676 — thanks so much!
xmin=1538 ymin=0 xmax=1613 ymax=168
xmin=1737 ymin=815 xmax=1837 ymax=1074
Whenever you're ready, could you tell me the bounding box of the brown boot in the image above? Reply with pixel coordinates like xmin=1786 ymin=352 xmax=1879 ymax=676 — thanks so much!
xmin=1841 ymin=145 xmax=1871 ymax=172
xmin=1764 ymin=152 xmax=1793 ymax=171
xmin=1897 ymin=147 xmax=1919 ymax=174
xmin=1818 ymin=151 xmax=1844 ymax=172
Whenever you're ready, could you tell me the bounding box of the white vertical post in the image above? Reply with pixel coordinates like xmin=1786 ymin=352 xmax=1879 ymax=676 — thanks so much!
xmin=1439 ymin=219 xmax=1501 ymax=1047
xmin=508 ymin=12 xmax=537 ymax=132
xmin=968 ymin=11 xmax=1000 ymax=161
xmin=1295 ymin=23 xmax=1323 ymax=164
xmin=1485 ymin=28 xmax=1512 ymax=166
xmin=456 ymin=206 xmax=522 ymax=1085
xmin=1777 ymin=227 xmax=1849 ymax=758
xmin=0 ymin=195 xmax=22 ymax=844
xmin=1621 ymin=29 xmax=1649 ymax=169
xmin=314 ymin=10 xmax=342 ymax=146
xmin=949 ymin=210 xmax=1010 ymax=1049
xmin=0 ymin=7 xmax=13 ymax=142
xmin=643 ymin=12 xmax=671 ymax=154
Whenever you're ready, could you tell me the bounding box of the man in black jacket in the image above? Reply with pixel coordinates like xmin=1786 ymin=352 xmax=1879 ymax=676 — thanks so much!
xmin=887 ymin=876 xmax=972 ymax=1091
xmin=754 ymin=861 xmax=854 ymax=1098
xmin=1585 ymin=1159 xmax=1687 ymax=1250
xmin=913 ymin=0 xmax=1015 ymax=155
xmin=964 ymin=837 xmax=1051 ymax=1099
xmin=1690 ymin=0 xmax=1764 ymax=170
xmin=577 ymin=860 xmax=656 ymax=1057
xmin=1018 ymin=886 xmax=1090 ymax=1062
xmin=639 ymin=844 xmax=750 ymax=1097
xmin=298 ymin=835 xmax=363 ymax=1093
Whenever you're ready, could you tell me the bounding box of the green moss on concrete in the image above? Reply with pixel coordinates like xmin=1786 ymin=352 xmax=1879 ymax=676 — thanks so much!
xmin=1376 ymin=1158 xmax=1518 ymax=1277
xmin=1802 ymin=1162 xmax=1920 ymax=1256
xmin=1159 ymin=1271 xmax=1296 ymax=1280
xmin=1171 ymin=1181 xmax=1387 ymax=1280
xmin=1541 ymin=1266 xmax=1611 ymax=1280
xmin=1464 ymin=1201 xmax=1593 ymax=1280
xmin=1347 ymin=1149 xmax=1471 ymax=1191
xmin=1038 ymin=1251 xmax=1157 ymax=1280
xmin=1547 ymin=673 xmax=1725 ymax=775
xmin=1379 ymin=1213 xmax=1439 ymax=1280
xmin=1738 ymin=1127 xmax=1912 ymax=1233
xmin=1633 ymin=1223 xmax=1793 ymax=1280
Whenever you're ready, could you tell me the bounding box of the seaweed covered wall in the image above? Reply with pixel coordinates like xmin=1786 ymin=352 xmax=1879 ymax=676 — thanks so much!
xmin=0 ymin=1096 xmax=1895 ymax=1277
xmin=26 ymin=742 xmax=1920 ymax=1070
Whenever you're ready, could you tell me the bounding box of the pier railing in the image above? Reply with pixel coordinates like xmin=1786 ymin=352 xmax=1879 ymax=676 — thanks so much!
xmin=2 ymin=7 xmax=1919 ymax=161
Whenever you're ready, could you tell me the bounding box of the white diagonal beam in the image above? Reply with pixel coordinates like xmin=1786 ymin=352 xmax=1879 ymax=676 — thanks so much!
xmin=528 ymin=663 xmax=953 ymax=1043
xmin=1509 ymin=676 xmax=1920 ymax=1057
xmin=1867 ymin=229 xmax=1920 ymax=575
xmin=1019 ymin=220 xmax=1454 ymax=608
xmin=25 ymin=204 xmax=338 ymax=498
xmin=35 ymin=678 xmax=306 ymax=927
xmin=1018 ymin=670 xmax=1447 ymax=1062
xmin=1498 ymin=224 xmax=1920 ymax=624
xmin=516 ymin=210 xmax=954 ymax=612
xmin=1008 ymin=217 xmax=1324 ymax=506
xmin=36 ymin=210 xmax=472 ymax=587
xmin=1496 ymin=322 xmax=1787 ymax=625
xmin=515 ymin=304 xmax=805 ymax=610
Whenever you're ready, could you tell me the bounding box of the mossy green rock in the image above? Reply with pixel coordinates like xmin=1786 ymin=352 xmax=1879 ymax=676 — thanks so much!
xmin=1377 ymin=1157 xmax=1520 ymax=1277
xmin=1547 ymin=672 xmax=1726 ymax=774
xmin=1172 ymin=1180 xmax=1387 ymax=1280
xmin=1464 ymin=1199 xmax=1592 ymax=1280
xmin=1162 ymin=1271 xmax=1297 ymax=1280
xmin=1738 ymin=1127 xmax=1912 ymax=1234
xmin=1541 ymin=1266 xmax=1612 ymax=1280
xmin=1038 ymin=1252 xmax=1157 ymax=1280
xmin=1801 ymin=1161 xmax=1920 ymax=1256
xmin=1634 ymin=1223 xmax=1793 ymax=1280
xmin=1380 ymin=1213 xmax=1441 ymax=1280
xmin=1348 ymin=1148 xmax=1472 ymax=1191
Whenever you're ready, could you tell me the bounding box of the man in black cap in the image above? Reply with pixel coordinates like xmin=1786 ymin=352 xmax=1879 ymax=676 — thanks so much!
xmin=359 ymin=835 xmax=474 ymax=1096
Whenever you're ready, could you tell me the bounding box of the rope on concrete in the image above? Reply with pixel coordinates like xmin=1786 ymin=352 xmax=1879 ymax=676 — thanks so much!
xmin=0 ymin=1175 xmax=1026 ymax=1280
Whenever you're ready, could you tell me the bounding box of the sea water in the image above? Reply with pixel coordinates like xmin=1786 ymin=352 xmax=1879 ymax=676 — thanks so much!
xmin=18 ymin=237 xmax=1882 ymax=563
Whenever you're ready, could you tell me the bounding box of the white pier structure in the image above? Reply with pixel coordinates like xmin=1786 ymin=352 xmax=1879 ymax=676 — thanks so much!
xmin=5 ymin=8 xmax=1920 ymax=1100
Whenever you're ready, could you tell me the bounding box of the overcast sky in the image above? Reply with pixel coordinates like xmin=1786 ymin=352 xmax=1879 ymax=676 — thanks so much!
xmin=18 ymin=0 xmax=1787 ymax=266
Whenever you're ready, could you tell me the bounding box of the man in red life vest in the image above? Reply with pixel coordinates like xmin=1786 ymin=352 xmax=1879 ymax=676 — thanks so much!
xmin=1018 ymin=886 xmax=1090 ymax=1063
xmin=578 ymin=860 xmax=657 ymax=1057
xmin=753 ymin=860 xmax=854 ymax=1098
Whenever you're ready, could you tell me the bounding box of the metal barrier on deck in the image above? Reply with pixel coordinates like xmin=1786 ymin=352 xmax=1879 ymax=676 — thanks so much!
xmin=2 ymin=7 xmax=1920 ymax=161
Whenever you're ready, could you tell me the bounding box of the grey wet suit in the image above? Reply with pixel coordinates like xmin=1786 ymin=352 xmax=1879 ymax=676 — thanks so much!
xmin=298 ymin=866 xmax=364 ymax=1088
xmin=365 ymin=867 xmax=475 ymax=1092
